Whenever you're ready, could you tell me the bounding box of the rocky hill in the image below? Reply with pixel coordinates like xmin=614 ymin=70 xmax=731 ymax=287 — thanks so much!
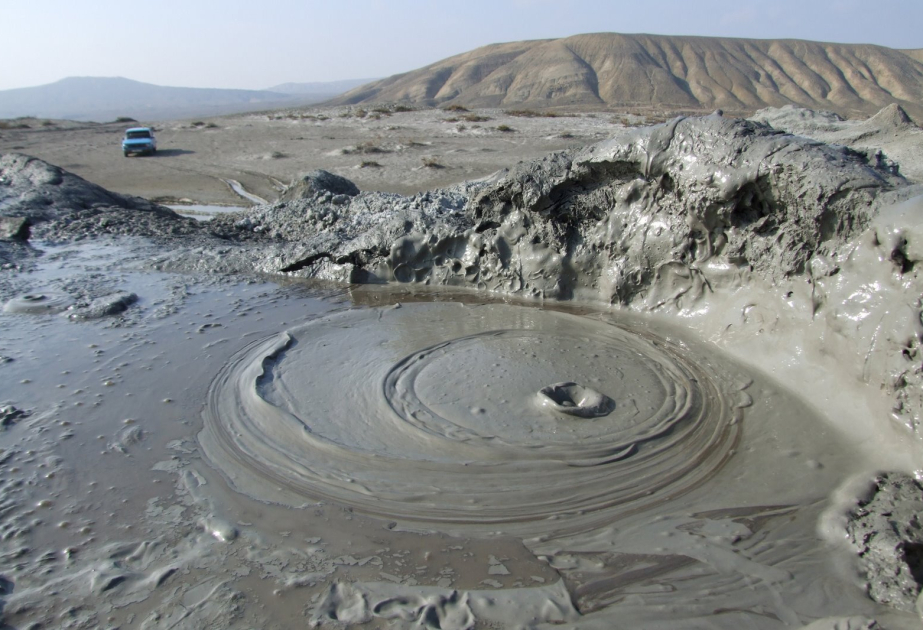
xmin=331 ymin=33 xmax=923 ymax=119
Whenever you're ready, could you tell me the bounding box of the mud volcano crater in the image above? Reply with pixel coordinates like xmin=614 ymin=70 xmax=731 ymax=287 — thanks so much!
xmin=202 ymin=302 xmax=754 ymax=534
xmin=5 ymin=108 xmax=923 ymax=624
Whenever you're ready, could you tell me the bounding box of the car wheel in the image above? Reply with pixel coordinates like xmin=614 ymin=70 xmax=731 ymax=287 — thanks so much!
xmin=124 ymin=151 xmax=129 ymax=157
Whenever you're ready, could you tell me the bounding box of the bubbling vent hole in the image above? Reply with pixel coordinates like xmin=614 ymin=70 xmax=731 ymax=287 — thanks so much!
xmin=537 ymin=382 xmax=615 ymax=417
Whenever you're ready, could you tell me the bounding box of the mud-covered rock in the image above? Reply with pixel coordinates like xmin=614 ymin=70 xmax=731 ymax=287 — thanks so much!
xmin=0 ymin=216 xmax=29 ymax=240
xmin=845 ymin=473 xmax=923 ymax=613
xmin=0 ymin=404 xmax=29 ymax=429
xmin=280 ymin=169 xmax=360 ymax=202
xmin=67 ymin=291 xmax=138 ymax=320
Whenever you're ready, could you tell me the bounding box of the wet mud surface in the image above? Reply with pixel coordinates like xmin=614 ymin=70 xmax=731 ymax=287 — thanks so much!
xmin=202 ymin=303 xmax=746 ymax=532
xmin=0 ymin=241 xmax=916 ymax=629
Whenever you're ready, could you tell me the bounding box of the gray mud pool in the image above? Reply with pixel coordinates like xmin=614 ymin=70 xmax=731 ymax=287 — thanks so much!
xmin=0 ymin=240 xmax=917 ymax=629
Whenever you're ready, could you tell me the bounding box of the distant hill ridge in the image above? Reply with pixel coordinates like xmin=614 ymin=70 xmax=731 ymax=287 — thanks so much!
xmin=331 ymin=33 xmax=923 ymax=119
xmin=266 ymin=79 xmax=378 ymax=95
xmin=0 ymin=77 xmax=359 ymax=122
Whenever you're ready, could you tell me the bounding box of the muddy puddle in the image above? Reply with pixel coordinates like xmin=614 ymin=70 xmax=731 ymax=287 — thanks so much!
xmin=0 ymin=241 xmax=918 ymax=629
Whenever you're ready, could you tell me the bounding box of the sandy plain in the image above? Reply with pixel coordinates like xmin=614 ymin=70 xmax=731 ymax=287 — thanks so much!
xmin=2 ymin=104 xmax=923 ymax=630
xmin=0 ymin=106 xmax=624 ymax=206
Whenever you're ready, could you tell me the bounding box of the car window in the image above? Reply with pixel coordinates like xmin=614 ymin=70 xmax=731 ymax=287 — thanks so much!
xmin=126 ymin=131 xmax=152 ymax=139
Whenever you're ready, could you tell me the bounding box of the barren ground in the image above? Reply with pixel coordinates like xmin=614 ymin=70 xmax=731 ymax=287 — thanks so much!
xmin=0 ymin=106 xmax=623 ymax=206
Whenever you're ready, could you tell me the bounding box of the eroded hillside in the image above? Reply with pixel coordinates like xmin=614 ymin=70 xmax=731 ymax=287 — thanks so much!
xmin=332 ymin=33 xmax=923 ymax=119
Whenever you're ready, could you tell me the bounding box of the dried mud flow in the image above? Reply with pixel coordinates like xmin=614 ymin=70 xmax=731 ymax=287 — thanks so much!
xmin=2 ymin=108 xmax=923 ymax=629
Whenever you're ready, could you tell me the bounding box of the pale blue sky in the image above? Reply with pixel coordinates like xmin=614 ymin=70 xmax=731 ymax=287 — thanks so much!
xmin=2 ymin=0 xmax=921 ymax=91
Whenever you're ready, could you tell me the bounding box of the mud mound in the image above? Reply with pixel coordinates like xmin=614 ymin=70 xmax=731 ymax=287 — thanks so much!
xmin=752 ymin=104 xmax=923 ymax=182
xmin=754 ymin=103 xmax=918 ymax=137
xmin=0 ymin=153 xmax=199 ymax=239
xmin=750 ymin=105 xmax=847 ymax=133
xmin=868 ymin=103 xmax=916 ymax=128
xmin=279 ymin=169 xmax=360 ymax=202
xmin=206 ymin=180 xmax=476 ymax=266
xmin=263 ymin=114 xmax=903 ymax=302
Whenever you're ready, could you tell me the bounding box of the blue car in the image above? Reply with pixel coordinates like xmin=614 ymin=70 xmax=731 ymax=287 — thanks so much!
xmin=122 ymin=127 xmax=157 ymax=156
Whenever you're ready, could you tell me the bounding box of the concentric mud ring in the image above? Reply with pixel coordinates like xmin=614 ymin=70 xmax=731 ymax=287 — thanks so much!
xmin=3 ymin=291 xmax=73 ymax=314
xmin=201 ymin=303 xmax=740 ymax=534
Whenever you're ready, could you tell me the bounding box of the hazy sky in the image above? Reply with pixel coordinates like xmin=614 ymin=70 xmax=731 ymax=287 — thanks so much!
xmin=2 ymin=0 xmax=921 ymax=92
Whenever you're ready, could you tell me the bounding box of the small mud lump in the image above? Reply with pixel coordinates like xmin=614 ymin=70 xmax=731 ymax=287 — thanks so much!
xmin=281 ymin=169 xmax=360 ymax=202
xmin=845 ymin=472 xmax=923 ymax=613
